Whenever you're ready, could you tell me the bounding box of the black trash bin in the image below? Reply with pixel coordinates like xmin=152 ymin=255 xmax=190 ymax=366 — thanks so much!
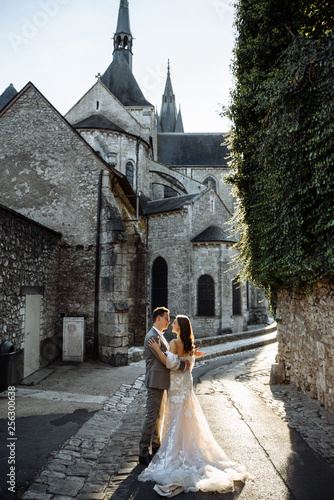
xmin=0 ymin=341 xmax=24 ymax=392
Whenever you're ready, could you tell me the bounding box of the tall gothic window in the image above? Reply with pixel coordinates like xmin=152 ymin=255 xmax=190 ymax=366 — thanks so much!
xmin=126 ymin=162 xmax=134 ymax=188
xmin=232 ymin=278 xmax=242 ymax=316
xmin=197 ymin=275 xmax=215 ymax=317
xmin=152 ymin=257 xmax=168 ymax=312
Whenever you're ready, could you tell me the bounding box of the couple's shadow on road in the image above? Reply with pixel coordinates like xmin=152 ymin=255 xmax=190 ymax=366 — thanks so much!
xmin=108 ymin=464 xmax=245 ymax=499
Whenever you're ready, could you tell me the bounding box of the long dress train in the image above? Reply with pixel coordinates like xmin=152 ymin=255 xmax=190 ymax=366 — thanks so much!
xmin=138 ymin=353 xmax=249 ymax=497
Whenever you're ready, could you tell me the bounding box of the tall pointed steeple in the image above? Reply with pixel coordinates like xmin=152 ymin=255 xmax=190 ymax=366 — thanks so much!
xmin=175 ymin=106 xmax=184 ymax=133
xmin=100 ymin=0 xmax=152 ymax=107
xmin=158 ymin=61 xmax=184 ymax=133
xmin=113 ymin=0 xmax=133 ymax=69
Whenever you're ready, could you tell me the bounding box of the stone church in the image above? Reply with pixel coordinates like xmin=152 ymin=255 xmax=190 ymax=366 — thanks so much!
xmin=0 ymin=0 xmax=267 ymax=376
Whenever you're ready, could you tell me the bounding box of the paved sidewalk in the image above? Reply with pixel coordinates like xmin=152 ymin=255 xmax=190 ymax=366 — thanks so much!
xmin=17 ymin=336 xmax=334 ymax=500
xmin=128 ymin=323 xmax=277 ymax=363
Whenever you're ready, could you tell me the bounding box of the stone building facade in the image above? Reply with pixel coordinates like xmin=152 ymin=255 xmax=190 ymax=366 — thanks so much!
xmin=0 ymin=0 xmax=268 ymax=376
xmin=0 ymin=204 xmax=61 ymax=377
xmin=145 ymin=190 xmax=247 ymax=337
xmin=276 ymin=280 xmax=334 ymax=414
xmin=0 ymin=82 xmax=144 ymax=368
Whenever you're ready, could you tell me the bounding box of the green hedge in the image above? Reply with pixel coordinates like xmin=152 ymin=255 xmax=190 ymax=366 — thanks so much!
xmin=225 ymin=1 xmax=334 ymax=291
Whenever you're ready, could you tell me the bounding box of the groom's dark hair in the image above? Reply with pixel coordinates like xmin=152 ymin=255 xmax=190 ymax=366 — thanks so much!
xmin=153 ymin=306 xmax=169 ymax=323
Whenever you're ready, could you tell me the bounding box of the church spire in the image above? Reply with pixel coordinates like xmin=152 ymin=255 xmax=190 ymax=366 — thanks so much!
xmin=101 ymin=0 xmax=152 ymax=107
xmin=113 ymin=0 xmax=133 ymax=69
xmin=158 ymin=61 xmax=184 ymax=133
xmin=175 ymin=105 xmax=184 ymax=133
xmin=159 ymin=60 xmax=178 ymax=133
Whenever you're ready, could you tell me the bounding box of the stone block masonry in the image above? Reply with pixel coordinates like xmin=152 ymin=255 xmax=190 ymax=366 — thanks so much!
xmin=0 ymin=205 xmax=61 ymax=363
xmin=276 ymin=279 xmax=334 ymax=414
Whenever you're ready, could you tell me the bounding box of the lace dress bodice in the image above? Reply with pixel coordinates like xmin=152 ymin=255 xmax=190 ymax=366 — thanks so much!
xmin=167 ymin=354 xmax=195 ymax=407
xmin=139 ymin=352 xmax=249 ymax=497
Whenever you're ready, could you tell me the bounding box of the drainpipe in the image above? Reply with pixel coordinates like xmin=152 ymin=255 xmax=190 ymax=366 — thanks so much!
xmin=94 ymin=170 xmax=103 ymax=360
xmin=136 ymin=138 xmax=140 ymax=220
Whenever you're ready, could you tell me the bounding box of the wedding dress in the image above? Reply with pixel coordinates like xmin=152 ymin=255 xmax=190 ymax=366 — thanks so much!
xmin=138 ymin=353 xmax=249 ymax=497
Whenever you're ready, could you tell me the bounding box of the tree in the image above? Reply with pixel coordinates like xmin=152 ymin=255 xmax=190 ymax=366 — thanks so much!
xmin=225 ymin=0 xmax=334 ymax=292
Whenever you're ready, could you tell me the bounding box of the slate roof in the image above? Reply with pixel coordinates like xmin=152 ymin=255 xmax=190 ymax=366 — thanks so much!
xmin=158 ymin=133 xmax=230 ymax=167
xmin=73 ymin=114 xmax=126 ymax=133
xmin=144 ymin=192 xmax=203 ymax=215
xmin=0 ymin=84 xmax=18 ymax=111
xmin=101 ymin=52 xmax=152 ymax=108
xmin=116 ymin=0 xmax=131 ymax=34
xmin=191 ymin=225 xmax=236 ymax=243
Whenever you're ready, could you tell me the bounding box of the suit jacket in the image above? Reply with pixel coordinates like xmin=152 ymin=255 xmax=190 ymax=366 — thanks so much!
xmin=144 ymin=327 xmax=185 ymax=390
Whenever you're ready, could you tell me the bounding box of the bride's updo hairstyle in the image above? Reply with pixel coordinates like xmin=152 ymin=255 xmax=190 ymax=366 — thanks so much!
xmin=176 ymin=315 xmax=195 ymax=354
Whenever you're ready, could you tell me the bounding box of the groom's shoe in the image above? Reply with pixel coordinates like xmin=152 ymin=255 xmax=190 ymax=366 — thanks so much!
xmin=139 ymin=454 xmax=152 ymax=466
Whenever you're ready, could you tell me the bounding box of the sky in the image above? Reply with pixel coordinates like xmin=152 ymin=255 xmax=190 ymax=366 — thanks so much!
xmin=0 ymin=0 xmax=236 ymax=132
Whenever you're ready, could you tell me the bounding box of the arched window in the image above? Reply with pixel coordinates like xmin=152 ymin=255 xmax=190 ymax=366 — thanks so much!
xmin=203 ymin=176 xmax=217 ymax=192
xmin=152 ymin=257 xmax=168 ymax=312
xmin=197 ymin=275 xmax=215 ymax=317
xmin=232 ymin=278 xmax=241 ymax=316
xmin=126 ymin=162 xmax=134 ymax=188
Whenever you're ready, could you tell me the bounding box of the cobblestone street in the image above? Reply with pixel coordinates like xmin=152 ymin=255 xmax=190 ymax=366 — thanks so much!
xmin=14 ymin=343 xmax=334 ymax=500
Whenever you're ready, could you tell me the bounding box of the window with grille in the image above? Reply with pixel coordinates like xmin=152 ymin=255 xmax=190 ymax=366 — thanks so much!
xmin=232 ymin=278 xmax=241 ymax=315
xmin=126 ymin=162 xmax=134 ymax=188
xmin=197 ymin=275 xmax=215 ymax=316
xmin=152 ymin=257 xmax=168 ymax=312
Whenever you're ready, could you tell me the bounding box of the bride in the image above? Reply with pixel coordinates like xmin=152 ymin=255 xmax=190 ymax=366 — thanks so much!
xmin=138 ymin=315 xmax=249 ymax=497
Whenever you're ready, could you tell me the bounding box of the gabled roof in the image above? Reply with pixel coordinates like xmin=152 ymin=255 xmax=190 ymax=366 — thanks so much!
xmin=0 ymin=84 xmax=18 ymax=111
xmin=191 ymin=225 xmax=236 ymax=243
xmin=73 ymin=114 xmax=126 ymax=133
xmin=101 ymin=52 xmax=152 ymax=107
xmin=144 ymin=192 xmax=204 ymax=215
xmin=0 ymin=82 xmax=140 ymax=213
xmin=158 ymin=133 xmax=230 ymax=167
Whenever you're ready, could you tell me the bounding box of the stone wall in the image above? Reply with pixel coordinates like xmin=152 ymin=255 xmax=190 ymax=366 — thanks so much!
xmin=0 ymin=83 xmax=134 ymax=363
xmin=78 ymin=129 xmax=151 ymax=197
xmin=147 ymin=190 xmax=248 ymax=337
xmin=57 ymin=245 xmax=96 ymax=357
xmin=0 ymin=84 xmax=103 ymax=247
xmin=276 ymin=280 xmax=334 ymax=414
xmin=0 ymin=205 xmax=61 ymax=365
xmin=172 ymin=166 xmax=234 ymax=213
xmin=97 ymin=173 xmax=147 ymax=365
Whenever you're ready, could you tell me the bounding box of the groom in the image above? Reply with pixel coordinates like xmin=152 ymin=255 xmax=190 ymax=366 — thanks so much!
xmin=138 ymin=306 xmax=188 ymax=466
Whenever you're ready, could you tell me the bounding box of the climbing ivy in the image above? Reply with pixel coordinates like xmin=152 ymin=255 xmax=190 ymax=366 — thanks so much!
xmin=225 ymin=0 xmax=334 ymax=292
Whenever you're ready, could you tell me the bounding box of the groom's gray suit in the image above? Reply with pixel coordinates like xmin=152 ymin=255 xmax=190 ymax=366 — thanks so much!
xmin=139 ymin=327 xmax=186 ymax=458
